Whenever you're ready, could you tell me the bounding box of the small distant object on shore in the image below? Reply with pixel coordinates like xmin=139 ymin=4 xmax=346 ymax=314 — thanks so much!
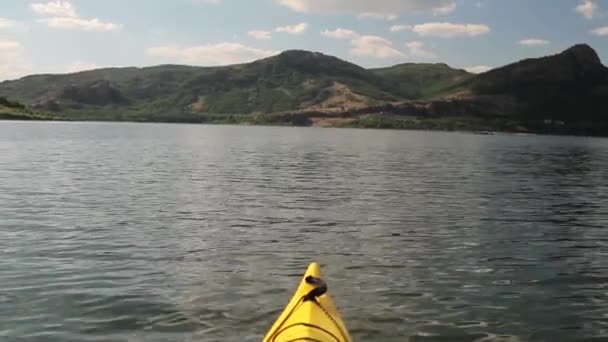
xmin=473 ymin=131 xmax=496 ymax=135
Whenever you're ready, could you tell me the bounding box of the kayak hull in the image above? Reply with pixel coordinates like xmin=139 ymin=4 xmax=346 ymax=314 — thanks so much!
xmin=263 ymin=263 xmax=352 ymax=342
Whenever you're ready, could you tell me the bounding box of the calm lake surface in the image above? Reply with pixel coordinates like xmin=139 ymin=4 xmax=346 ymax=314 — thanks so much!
xmin=1 ymin=122 xmax=608 ymax=342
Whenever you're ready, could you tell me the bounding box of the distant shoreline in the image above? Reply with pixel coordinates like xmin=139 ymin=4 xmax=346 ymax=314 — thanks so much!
xmin=5 ymin=116 xmax=608 ymax=138
xmin=2 ymin=44 xmax=607 ymax=137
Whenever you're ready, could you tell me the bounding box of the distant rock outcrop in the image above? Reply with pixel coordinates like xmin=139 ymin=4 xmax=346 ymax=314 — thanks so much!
xmin=472 ymin=44 xmax=606 ymax=93
xmin=467 ymin=44 xmax=608 ymax=130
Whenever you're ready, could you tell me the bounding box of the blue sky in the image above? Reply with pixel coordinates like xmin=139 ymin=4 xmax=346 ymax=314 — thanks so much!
xmin=0 ymin=0 xmax=607 ymax=80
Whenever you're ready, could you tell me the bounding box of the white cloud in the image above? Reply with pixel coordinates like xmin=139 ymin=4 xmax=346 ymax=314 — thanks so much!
xmin=352 ymin=35 xmax=404 ymax=58
xmin=0 ymin=40 xmax=21 ymax=51
xmin=321 ymin=28 xmax=360 ymax=39
xmin=390 ymin=24 xmax=412 ymax=32
xmin=576 ymin=0 xmax=599 ymax=19
xmin=248 ymin=30 xmax=272 ymax=40
xmin=464 ymin=65 xmax=493 ymax=73
xmin=433 ymin=2 xmax=456 ymax=15
xmin=31 ymin=0 xmax=122 ymax=32
xmin=518 ymin=38 xmax=550 ymax=46
xmin=412 ymin=22 xmax=490 ymax=38
xmin=277 ymin=0 xmax=455 ymax=16
xmin=358 ymin=12 xmax=399 ymax=20
xmin=66 ymin=61 xmax=102 ymax=73
xmin=591 ymin=26 xmax=608 ymax=36
xmin=0 ymin=18 xmax=18 ymax=29
xmin=405 ymin=41 xmax=436 ymax=59
xmin=321 ymin=28 xmax=403 ymax=58
xmin=275 ymin=23 xmax=309 ymax=35
xmin=146 ymin=42 xmax=279 ymax=65
xmin=0 ymin=40 xmax=32 ymax=81
xmin=38 ymin=17 xmax=122 ymax=31
xmin=31 ymin=1 xmax=76 ymax=17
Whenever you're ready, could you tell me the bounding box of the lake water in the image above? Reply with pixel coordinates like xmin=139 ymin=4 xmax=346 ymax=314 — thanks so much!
xmin=1 ymin=122 xmax=608 ymax=342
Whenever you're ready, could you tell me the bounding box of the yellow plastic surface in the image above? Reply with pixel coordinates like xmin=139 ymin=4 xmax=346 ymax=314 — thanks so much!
xmin=263 ymin=262 xmax=352 ymax=342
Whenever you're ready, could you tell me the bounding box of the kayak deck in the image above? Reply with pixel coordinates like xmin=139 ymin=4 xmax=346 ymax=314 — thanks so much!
xmin=263 ymin=262 xmax=351 ymax=342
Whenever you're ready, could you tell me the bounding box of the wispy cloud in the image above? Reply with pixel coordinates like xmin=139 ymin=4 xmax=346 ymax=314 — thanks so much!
xmin=146 ymin=42 xmax=279 ymax=65
xmin=31 ymin=1 xmax=76 ymax=17
xmin=277 ymin=0 xmax=455 ymax=17
xmin=405 ymin=41 xmax=437 ymax=59
xmin=321 ymin=28 xmax=360 ymax=39
xmin=433 ymin=2 xmax=456 ymax=15
xmin=352 ymin=36 xmax=404 ymax=58
xmin=39 ymin=17 xmax=122 ymax=31
xmin=0 ymin=40 xmax=21 ymax=50
xmin=576 ymin=0 xmax=599 ymax=19
xmin=518 ymin=38 xmax=550 ymax=46
xmin=321 ymin=28 xmax=404 ymax=58
xmin=591 ymin=26 xmax=608 ymax=36
xmin=0 ymin=40 xmax=32 ymax=80
xmin=275 ymin=23 xmax=309 ymax=35
xmin=412 ymin=22 xmax=490 ymax=38
xmin=248 ymin=30 xmax=272 ymax=40
xmin=390 ymin=24 xmax=412 ymax=32
xmin=357 ymin=12 xmax=399 ymax=21
xmin=31 ymin=1 xmax=122 ymax=32
xmin=0 ymin=18 xmax=18 ymax=29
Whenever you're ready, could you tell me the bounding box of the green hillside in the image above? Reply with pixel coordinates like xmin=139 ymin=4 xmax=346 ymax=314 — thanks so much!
xmin=0 ymin=97 xmax=57 ymax=120
xmin=0 ymin=50 xmax=467 ymax=120
xmin=370 ymin=63 xmax=472 ymax=98
xmin=1 ymin=44 xmax=607 ymax=135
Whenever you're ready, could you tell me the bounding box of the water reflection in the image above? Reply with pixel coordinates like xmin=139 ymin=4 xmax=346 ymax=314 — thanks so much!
xmin=1 ymin=123 xmax=608 ymax=342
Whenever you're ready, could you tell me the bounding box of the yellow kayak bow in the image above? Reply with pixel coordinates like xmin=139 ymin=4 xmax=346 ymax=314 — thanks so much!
xmin=263 ymin=262 xmax=352 ymax=342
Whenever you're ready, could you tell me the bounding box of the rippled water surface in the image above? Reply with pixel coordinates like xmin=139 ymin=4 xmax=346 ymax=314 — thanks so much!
xmin=2 ymin=122 xmax=608 ymax=342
